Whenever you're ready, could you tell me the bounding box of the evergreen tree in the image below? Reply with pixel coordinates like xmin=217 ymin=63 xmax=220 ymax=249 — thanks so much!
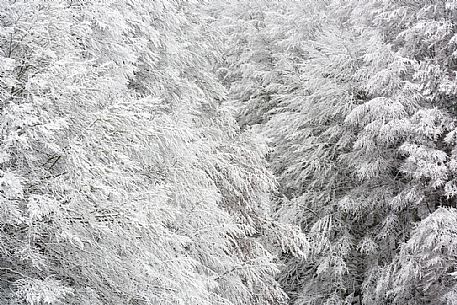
xmin=215 ymin=0 xmax=457 ymax=304
xmin=362 ymin=1 xmax=457 ymax=304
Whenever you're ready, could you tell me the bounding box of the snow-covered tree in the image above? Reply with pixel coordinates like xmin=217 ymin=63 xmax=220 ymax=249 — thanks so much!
xmin=211 ymin=0 xmax=326 ymax=129
xmin=267 ymin=1 xmax=457 ymax=304
xmin=6 ymin=0 xmax=457 ymax=304
xmin=215 ymin=0 xmax=457 ymax=304
xmin=372 ymin=207 xmax=457 ymax=305
xmin=355 ymin=1 xmax=457 ymax=304
xmin=0 ymin=1 xmax=306 ymax=304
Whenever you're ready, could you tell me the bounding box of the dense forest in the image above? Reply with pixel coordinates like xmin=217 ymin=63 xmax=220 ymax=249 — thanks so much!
xmin=1 ymin=0 xmax=457 ymax=304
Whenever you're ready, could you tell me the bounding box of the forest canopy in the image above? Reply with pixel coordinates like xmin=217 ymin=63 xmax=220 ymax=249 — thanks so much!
xmin=1 ymin=0 xmax=457 ymax=305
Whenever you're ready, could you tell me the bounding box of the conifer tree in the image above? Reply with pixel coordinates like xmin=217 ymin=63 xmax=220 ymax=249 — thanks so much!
xmin=361 ymin=1 xmax=457 ymax=304
xmin=215 ymin=0 xmax=457 ymax=304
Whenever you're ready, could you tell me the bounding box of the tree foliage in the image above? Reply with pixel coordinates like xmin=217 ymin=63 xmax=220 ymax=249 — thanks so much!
xmin=4 ymin=0 xmax=457 ymax=304
xmin=0 ymin=1 xmax=306 ymax=304
xmin=214 ymin=0 xmax=457 ymax=304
